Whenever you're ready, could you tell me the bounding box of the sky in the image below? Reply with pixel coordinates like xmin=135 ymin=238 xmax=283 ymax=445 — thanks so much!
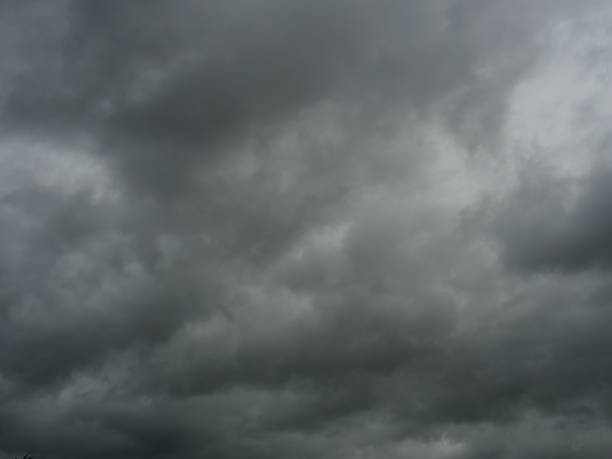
xmin=2 ymin=1 xmax=612 ymax=458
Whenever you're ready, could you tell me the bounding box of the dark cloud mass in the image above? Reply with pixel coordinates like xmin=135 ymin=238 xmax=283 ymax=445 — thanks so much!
xmin=495 ymin=162 xmax=612 ymax=272
xmin=1 ymin=1 xmax=612 ymax=458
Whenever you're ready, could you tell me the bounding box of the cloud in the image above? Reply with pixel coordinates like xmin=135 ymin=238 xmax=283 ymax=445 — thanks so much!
xmin=494 ymin=161 xmax=612 ymax=272
xmin=3 ymin=0 xmax=564 ymax=196
xmin=2 ymin=1 xmax=612 ymax=459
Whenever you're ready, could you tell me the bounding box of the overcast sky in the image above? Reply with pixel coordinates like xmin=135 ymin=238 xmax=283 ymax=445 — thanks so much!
xmin=2 ymin=1 xmax=612 ymax=458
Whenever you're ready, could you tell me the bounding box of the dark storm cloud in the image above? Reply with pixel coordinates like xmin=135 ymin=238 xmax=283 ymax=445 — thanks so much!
xmin=495 ymin=162 xmax=612 ymax=272
xmin=2 ymin=1 xmax=612 ymax=459
xmin=2 ymin=0 xmax=561 ymax=196
xmin=0 ymin=185 xmax=206 ymax=392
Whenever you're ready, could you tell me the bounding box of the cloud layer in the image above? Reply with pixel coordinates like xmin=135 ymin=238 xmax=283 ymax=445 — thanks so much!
xmin=2 ymin=1 xmax=612 ymax=458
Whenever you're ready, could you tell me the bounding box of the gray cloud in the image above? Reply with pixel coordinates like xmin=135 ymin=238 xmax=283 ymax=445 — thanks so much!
xmin=494 ymin=161 xmax=612 ymax=272
xmin=1 ymin=1 xmax=612 ymax=459
xmin=3 ymin=0 xmax=563 ymax=196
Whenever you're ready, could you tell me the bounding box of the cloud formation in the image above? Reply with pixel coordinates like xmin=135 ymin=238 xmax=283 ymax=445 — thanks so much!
xmin=1 ymin=1 xmax=612 ymax=458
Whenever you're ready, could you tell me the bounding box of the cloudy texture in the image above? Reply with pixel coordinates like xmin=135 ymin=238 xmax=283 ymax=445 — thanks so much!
xmin=2 ymin=1 xmax=612 ymax=458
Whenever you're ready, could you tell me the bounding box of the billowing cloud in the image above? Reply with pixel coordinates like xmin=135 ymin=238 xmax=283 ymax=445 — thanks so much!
xmin=2 ymin=1 xmax=612 ymax=459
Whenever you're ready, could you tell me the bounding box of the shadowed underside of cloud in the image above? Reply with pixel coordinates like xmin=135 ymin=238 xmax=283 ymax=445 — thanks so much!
xmin=2 ymin=1 xmax=612 ymax=459
xmin=495 ymin=163 xmax=612 ymax=272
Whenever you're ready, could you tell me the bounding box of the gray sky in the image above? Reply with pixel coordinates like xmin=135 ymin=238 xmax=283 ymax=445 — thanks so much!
xmin=2 ymin=1 xmax=612 ymax=458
